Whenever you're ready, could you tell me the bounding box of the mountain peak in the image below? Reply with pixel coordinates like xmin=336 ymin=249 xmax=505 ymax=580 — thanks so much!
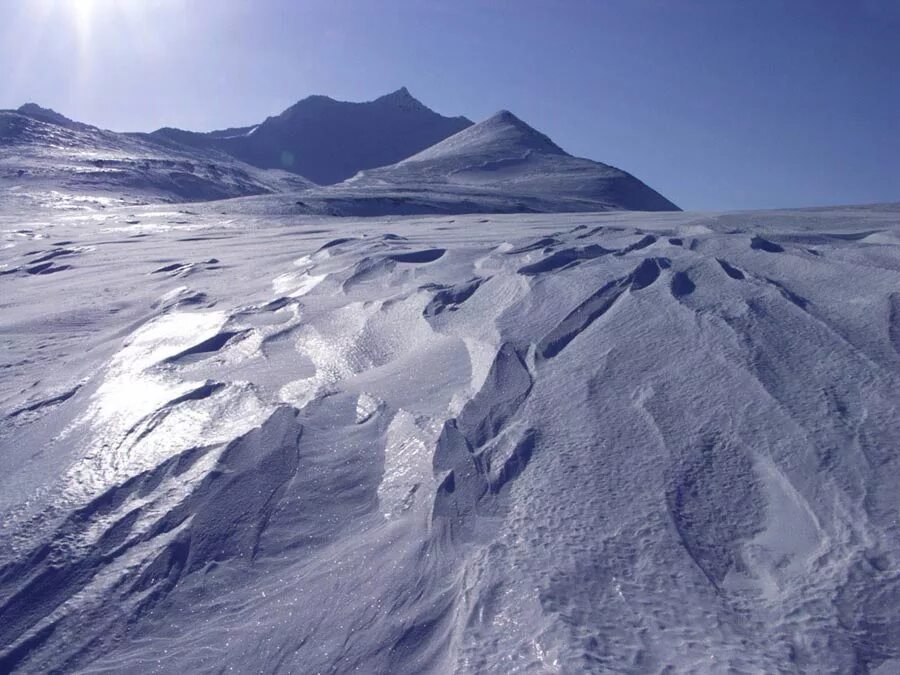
xmin=355 ymin=104 xmax=679 ymax=211
xmin=277 ymin=88 xmax=426 ymax=120
xmin=18 ymin=102 xmax=53 ymax=115
xmin=403 ymin=109 xmax=566 ymax=162
xmin=16 ymin=103 xmax=83 ymax=129
xmin=374 ymin=87 xmax=428 ymax=112
xmin=490 ymin=109 xmax=518 ymax=121
xmin=384 ymin=86 xmax=413 ymax=99
xmin=155 ymin=88 xmax=473 ymax=185
xmin=484 ymin=109 xmax=547 ymax=134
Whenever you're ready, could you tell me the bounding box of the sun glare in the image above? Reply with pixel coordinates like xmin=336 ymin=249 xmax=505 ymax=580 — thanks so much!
xmin=60 ymin=0 xmax=122 ymax=38
xmin=35 ymin=0 xmax=150 ymax=42
xmin=28 ymin=0 xmax=159 ymax=91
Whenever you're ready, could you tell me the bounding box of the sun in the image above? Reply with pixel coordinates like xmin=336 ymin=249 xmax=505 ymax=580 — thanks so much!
xmin=68 ymin=0 xmax=99 ymax=36
xmin=62 ymin=0 xmax=121 ymax=38
xmin=32 ymin=0 xmax=150 ymax=77
xmin=39 ymin=0 xmax=144 ymax=42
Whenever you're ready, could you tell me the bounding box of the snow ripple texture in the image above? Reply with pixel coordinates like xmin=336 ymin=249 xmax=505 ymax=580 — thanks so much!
xmin=1 ymin=202 xmax=899 ymax=673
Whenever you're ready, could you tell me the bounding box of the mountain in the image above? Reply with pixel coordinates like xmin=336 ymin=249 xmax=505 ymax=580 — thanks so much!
xmin=1 ymin=94 xmax=679 ymax=214
xmin=0 ymin=106 xmax=312 ymax=206
xmin=15 ymin=103 xmax=91 ymax=131
xmin=149 ymin=88 xmax=474 ymax=185
xmin=340 ymin=110 xmax=679 ymax=211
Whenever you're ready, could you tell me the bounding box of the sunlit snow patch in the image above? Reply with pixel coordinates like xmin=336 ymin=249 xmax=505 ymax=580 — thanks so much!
xmin=271 ymin=271 xmax=327 ymax=297
xmin=61 ymin=311 xmax=271 ymax=507
xmin=355 ymin=391 xmax=384 ymax=424
xmin=377 ymin=410 xmax=439 ymax=518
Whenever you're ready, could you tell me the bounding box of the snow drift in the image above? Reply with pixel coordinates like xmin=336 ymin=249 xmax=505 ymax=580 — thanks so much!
xmin=1 ymin=199 xmax=899 ymax=673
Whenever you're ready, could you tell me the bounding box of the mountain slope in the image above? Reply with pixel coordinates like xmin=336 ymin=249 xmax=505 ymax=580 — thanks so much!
xmin=0 ymin=105 xmax=312 ymax=206
xmin=342 ymin=110 xmax=679 ymax=211
xmin=2 ymin=98 xmax=678 ymax=215
xmin=149 ymin=88 xmax=474 ymax=185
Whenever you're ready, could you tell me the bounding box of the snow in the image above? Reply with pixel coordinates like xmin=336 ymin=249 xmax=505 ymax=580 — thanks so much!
xmin=0 ymin=88 xmax=896 ymax=673
xmin=2 ymin=196 xmax=899 ymax=673
xmin=1 ymin=108 xmax=313 ymax=207
xmin=2 ymin=92 xmax=679 ymax=215
xmin=336 ymin=110 xmax=679 ymax=212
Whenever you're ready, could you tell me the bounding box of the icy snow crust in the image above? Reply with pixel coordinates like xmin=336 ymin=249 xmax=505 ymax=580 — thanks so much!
xmin=1 ymin=200 xmax=900 ymax=673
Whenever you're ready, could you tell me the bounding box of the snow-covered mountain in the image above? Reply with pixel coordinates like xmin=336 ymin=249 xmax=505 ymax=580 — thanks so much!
xmin=14 ymin=103 xmax=92 ymax=131
xmin=332 ymin=109 xmax=679 ymax=212
xmin=4 ymin=79 xmax=898 ymax=674
xmin=1 ymin=95 xmax=679 ymax=214
xmin=149 ymin=88 xmax=474 ymax=185
xmin=0 ymin=105 xmax=312 ymax=207
xmin=217 ymin=109 xmax=680 ymax=216
xmin=1 ymin=200 xmax=898 ymax=673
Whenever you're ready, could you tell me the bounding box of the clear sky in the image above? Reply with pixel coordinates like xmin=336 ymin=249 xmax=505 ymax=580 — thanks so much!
xmin=1 ymin=0 xmax=898 ymax=211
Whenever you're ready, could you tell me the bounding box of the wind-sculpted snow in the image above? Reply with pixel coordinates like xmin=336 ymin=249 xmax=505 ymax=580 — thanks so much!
xmin=536 ymin=256 xmax=668 ymax=359
xmin=517 ymin=243 xmax=613 ymax=275
xmin=422 ymin=277 xmax=486 ymax=318
xmin=1 ymin=201 xmax=900 ymax=673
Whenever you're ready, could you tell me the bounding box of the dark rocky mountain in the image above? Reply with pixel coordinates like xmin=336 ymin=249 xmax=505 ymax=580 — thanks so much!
xmin=148 ymin=88 xmax=473 ymax=185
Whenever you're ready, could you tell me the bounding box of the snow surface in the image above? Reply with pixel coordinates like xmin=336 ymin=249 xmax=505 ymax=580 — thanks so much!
xmin=2 ymin=196 xmax=899 ymax=673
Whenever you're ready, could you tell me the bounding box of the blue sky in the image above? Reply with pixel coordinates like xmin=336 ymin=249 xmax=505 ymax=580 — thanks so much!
xmin=1 ymin=0 xmax=898 ymax=210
